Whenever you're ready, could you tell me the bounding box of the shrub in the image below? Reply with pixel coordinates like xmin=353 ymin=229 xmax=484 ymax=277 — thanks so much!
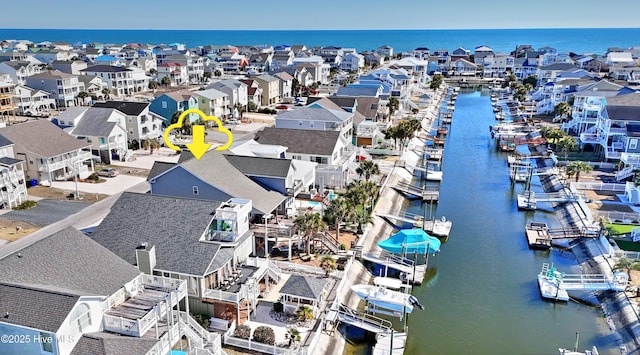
xmin=252 ymin=326 xmax=275 ymax=345
xmin=233 ymin=324 xmax=251 ymax=339
xmin=14 ymin=200 xmax=37 ymax=210
xmin=190 ymin=313 xmax=210 ymax=330
xmin=87 ymin=173 xmax=100 ymax=181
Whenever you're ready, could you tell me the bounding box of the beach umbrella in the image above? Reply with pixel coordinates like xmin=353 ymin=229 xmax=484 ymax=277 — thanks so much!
xmin=378 ymin=228 xmax=441 ymax=254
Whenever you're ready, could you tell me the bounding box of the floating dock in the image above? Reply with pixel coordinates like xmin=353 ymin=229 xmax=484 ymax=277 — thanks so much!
xmin=537 ymin=263 xmax=629 ymax=302
xmin=373 ymin=331 xmax=407 ymax=355
xmin=392 ymin=181 xmax=439 ymax=202
xmin=525 ymin=222 xmax=599 ymax=249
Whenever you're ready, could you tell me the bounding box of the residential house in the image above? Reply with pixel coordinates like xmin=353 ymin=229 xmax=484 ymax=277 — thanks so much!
xmin=376 ymin=45 xmax=394 ymax=58
xmin=51 ymin=60 xmax=88 ymax=75
xmin=335 ymin=85 xmax=383 ymax=98
xmin=238 ymin=79 xmax=263 ymax=109
xmin=64 ymin=107 xmax=129 ymax=163
xmin=157 ymin=62 xmax=188 ymax=87
xmin=24 ymin=70 xmax=85 ymax=108
xmin=162 ymin=54 xmax=205 ymax=83
xmin=149 ymin=89 xmax=199 ymax=124
xmin=0 ymin=227 xmax=219 ymax=355
xmin=536 ymin=63 xmax=579 ymax=85
xmin=76 ymin=75 xmax=106 ymax=101
xmin=0 ymin=51 xmax=29 ymax=62
xmin=563 ymin=79 xmax=624 ymax=135
xmin=80 ymin=65 xmax=135 ymax=97
xmin=276 ymin=98 xmax=354 ymax=140
xmin=270 ymin=50 xmax=294 ymax=71
xmin=89 ymin=192 xmax=280 ymax=333
xmin=362 ymin=51 xmax=384 ymax=67
xmin=388 ymin=56 xmax=430 ymax=85
xmin=128 ymin=67 xmax=151 ymax=94
xmin=215 ymin=51 xmax=248 ymax=72
xmin=0 ymin=135 xmax=28 ymax=207
xmin=430 ymin=49 xmax=451 ymax=73
xmin=33 ymin=49 xmax=71 ymax=64
xmin=473 ymin=45 xmax=494 ymax=66
xmin=279 ymin=275 xmax=328 ymax=318
xmin=14 ymin=85 xmax=56 ymax=116
xmin=93 ymin=101 xmax=164 ymax=148
xmin=0 ymin=61 xmax=43 ymax=85
xmin=247 ymin=53 xmax=272 ymax=73
xmin=453 ymin=58 xmax=478 ymax=77
xmin=0 ymin=119 xmax=92 ymax=184
xmin=340 ymin=52 xmax=365 ymax=72
xmin=0 ymin=79 xmax=16 ymax=116
xmin=207 ymin=79 xmax=248 ymax=115
xmin=92 ymin=55 xmax=125 ymax=67
xmin=193 ymin=89 xmax=229 ymax=120
xmin=254 ymin=74 xmax=281 ymax=106
xmin=273 ymin=72 xmax=294 ymax=102
xmin=451 ymin=47 xmax=471 ymax=62
xmin=411 ymin=47 xmax=431 ymax=60
xmin=606 ymin=52 xmax=635 ymax=67
xmin=482 ymin=53 xmax=514 ymax=78
xmin=254 ymin=127 xmax=358 ymax=189
xmin=609 ymin=65 xmax=640 ymax=81
xmin=574 ymin=55 xmax=608 ymax=73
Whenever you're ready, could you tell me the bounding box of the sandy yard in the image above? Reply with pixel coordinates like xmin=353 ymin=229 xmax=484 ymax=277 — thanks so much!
xmin=0 ymin=218 xmax=40 ymax=242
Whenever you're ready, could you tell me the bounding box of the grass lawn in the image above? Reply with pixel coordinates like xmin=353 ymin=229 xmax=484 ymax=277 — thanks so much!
xmin=614 ymin=238 xmax=640 ymax=252
xmin=607 ymin=223 xmax=640 ymax=236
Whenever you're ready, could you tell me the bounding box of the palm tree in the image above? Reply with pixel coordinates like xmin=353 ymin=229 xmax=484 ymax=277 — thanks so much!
xmin=613 ymin=258 xmax=637 ymax=275
xmin=148 ymin=80 xmax=159 ymax=91
xmin=295 ymin=305 xmax=314 ymax=321
xmin=539 ymin=126 xmax=566 ymax=149
xmin=320 ymin=255 xmax=337 ymax=277
xmin=565 ymin=161 xmax=592 ymax=182
xmin=76 ymin=91 xmax=89 ymax=106
xmin=553 ymin=102 xmax=572 ymax=120
xmin=170 ymin=110 xmax=183 ymax=125
xmin=294 ymin=212 xmax=326 ymax=256
xmin=387 ymin=97 xmax=399 ymax=116
xmin=286 ymin=327 xmax=301 ymax=347
xmin=356 ymin=160 xmax=380 ymax=182
xmin=160 ymin=76 xmax=171 ymax=87
xmin=556 ymin=136 xmax=577 ymax=162
xmin=101 ymin=88 xmax=110 ymax=100
xmin=354 ymin=207 xmax=373 ymax=234
xmin=596 ymin=215 xmax=610 ymax=238
xmin=148 ymin=68 xmax=157 ymax=76
xmin=323 ymin=197 xmax=353 ymax=242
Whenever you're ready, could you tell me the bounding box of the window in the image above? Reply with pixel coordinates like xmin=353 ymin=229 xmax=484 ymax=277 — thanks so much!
xmin=40 ymin=332 xmax=53 ymax=353
xmin=161 ymin=101 xmax=167 ymax=109
xmin=69 ymin=303 xmax=91 ymax=333
xmin=193 ymin=186 xmax=199 ymax=195
xmin=630 ymin=139 xmax=638 ymax=150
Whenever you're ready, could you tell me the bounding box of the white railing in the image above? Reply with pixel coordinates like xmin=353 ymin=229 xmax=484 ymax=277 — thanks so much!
xmin=141 ymin=274 xmax=186 ymax=292
xmin=614 ymin=250 xmax=640 ymax=260
xmin=103 ymin=314 xmax=141 ymax=337
xmin=203 ymin=287 xmax=242 ymax=304
xmin=621 ymin=152 xmax=640 ymax=166
xmin=616 ymin=166 xmax=635 ymax=181
xmin=148 ymin=323 xmax=180 ymax=355
xmin=105 ymin=288 xmax=126 ymax=310
xmin=223 ymin=333 xmax=295 ymax=355
xmin=593 ymin=210 xmax=640 ymax=223
xmin=572 ymin=182 xmax=626 ymax=192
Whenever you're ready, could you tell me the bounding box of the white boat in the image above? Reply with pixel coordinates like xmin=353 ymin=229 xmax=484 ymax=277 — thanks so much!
xmin=351 ymin=284 xmax=423 ymax=313
xmin=538 ymin=264 xmax=569 ymax=302
xmin=373 ymin=276 xmax=410 ymax=291
xmin=426 ymin=169 xmax=443 ymax=181
xmin=558 ymin=346 xmax=599 ymax=355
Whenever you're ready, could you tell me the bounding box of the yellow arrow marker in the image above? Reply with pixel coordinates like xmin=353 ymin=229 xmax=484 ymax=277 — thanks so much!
xmin=186 ymin=125 xmax=211 ymax=160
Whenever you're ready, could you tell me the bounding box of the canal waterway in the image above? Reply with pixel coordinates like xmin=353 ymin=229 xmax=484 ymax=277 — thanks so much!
xmin=399 ymin=89 xmax=618 ymax=354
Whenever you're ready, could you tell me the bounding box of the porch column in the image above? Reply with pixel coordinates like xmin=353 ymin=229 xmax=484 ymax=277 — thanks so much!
xmin=288 ymin=238 xmax=292 ymax=261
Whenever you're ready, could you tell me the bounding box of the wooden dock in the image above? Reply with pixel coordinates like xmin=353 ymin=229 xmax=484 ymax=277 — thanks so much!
xmin=525 ymin=222 xmax=599 ymax=249
xmin=392 ymin=181 xmax=440 ymax=202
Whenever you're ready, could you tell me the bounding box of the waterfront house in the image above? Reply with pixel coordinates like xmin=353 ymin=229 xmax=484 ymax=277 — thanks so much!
xmin=340 ymin=52 xmax=365 ymax=72
xmin=66 ymin=107 xmax=130 ymax=163
xmin=14 ymin=85 xmax=56 ymax=116
xmin=193 ymin=88 xmax=230 ymax=120
xmin=254 ymin=74 xmax=281 ymax=106
xmin=0 ymin=61 xmax=43 ymax=85
xmin=254 ymin=127 xmax=357 ymax=189
xmin=0 ymin=227 xmax=220 ymax=355
xmin=574 ymin=55 xmax=608 ymax=73
xmin=561 ymin=79 xmax=623 ymax=135
xmin=157 ymin=62 xmax=189 ymax=87
xmin=482 ymin=53 xmax=514 ymax=78
xmin=275 ymin=98 xmax=354 ymax=141
xmin=606 ymin=52 xmax=635 ymax=67
xmin=76 ymin=75 xmax=106 ymax=101
xmin=0 ymin=119 xmax=92 ymax=184
xmin=92 ymin=100 xmax=164 ymax=149
xmin=389 ymin=56 xmax=431 ymax=85
xmin=279 ymin=275 xmax=328 ymax=318
xmin=431 ymin=49 xmax=451 ymax=73
xmin=473 ymin=45 xmax=494 ymax=65
xmin=451 ymin=47 xmax=471 ymax=61
xmin=536 ymin=63 xmax=579 ymax=85
xmin=376 ymin=45 xmax=394 ymax=58
xmin=25 ymin=70 xmax=85 ymax=108
xmin=453 ymin=58 xmax=478 ymax=77
xmin=148 ymin=150 xmax=286 ymax=215
xmin=80 ymin=65 xmax=135 ymax=97
xmin=411 ymin=47 xmax=431 ymax=60
xmin=149 ymin=89 xmax=199 ymax=124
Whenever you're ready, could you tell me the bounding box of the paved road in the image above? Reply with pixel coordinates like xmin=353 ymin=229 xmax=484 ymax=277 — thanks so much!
xmin=46 ymin=175 xmax=148 ymax=195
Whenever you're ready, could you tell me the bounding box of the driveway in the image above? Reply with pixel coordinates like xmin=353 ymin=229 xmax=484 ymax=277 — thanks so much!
xmin=4 ymin=199 xmax=89 ymax=226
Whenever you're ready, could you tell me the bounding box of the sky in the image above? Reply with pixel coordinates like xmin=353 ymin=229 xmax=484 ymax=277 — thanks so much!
xmin=3 ymin=0 xmax=640 ymax=30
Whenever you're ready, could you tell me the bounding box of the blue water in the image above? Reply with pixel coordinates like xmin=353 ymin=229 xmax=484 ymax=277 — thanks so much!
xmin=400 ymin=89 xmax=616 ymax=354
xmin=1 ymin=28 xmax=639 ymax=55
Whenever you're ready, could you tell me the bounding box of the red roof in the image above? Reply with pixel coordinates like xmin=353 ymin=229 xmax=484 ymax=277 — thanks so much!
xmin=158 ymin=62 xmax=182 ymax=67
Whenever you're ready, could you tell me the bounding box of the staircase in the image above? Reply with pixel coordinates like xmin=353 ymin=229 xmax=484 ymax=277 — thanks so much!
xmin=617 ymin=166 xmax=635 ymax=181
xmin=178 ymin=312 xmax=224 ymax=355
xmin=315 ymin=231 xmax=341 ymax=254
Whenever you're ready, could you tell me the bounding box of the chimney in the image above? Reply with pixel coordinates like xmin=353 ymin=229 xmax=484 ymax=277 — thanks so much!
xmin=135 ymin=244 xmax=156 ymax=274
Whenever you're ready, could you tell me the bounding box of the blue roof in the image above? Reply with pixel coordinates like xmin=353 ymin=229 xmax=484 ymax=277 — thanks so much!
xmin=95 ymin=55 xmax=117 ymax=62
xmin=378 ymin=229 xmax=441 ymax=254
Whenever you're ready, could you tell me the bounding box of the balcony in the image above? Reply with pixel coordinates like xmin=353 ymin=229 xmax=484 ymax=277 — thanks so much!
xmin=621 ymin=152 xmax=640 ymax=166
xmin=285 ymin=179 xmax=304 ymax=196
xmin=579 ymin=133 xmax=599 ymax=144
xmin=103 ymin=275 xmax=187 ymax=337
xmin=38 ymin=151 xmax=91 ymax=173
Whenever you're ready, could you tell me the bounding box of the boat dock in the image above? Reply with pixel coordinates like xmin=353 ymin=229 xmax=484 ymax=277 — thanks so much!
xmin=525 ymin=222 xmax=599 ymax=249
xmin=391 ymin=181 xmax=440 ymax=202
xmin=421 ymin=217 xmax=452 ymax=237
xmin=325 ymin=303 xmax=393 ymax=335
xmin=373 ymin=331 xmax=407 ymax=355
xmin=517 ymin=189 xmax=585 ymax=210
xmin=355 ymin=249 xmax=427 ymax=285
xmin=537 ymin=263 xmax=629 ymax=302
xmin=377 ymin=211 xmax=424 ymax=227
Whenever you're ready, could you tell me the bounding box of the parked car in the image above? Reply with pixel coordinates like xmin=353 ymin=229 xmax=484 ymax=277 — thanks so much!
xmin=275 ymin=105 xmax=289 ymax=110
xmin=97 ymin=168 xmax=119 ymax=177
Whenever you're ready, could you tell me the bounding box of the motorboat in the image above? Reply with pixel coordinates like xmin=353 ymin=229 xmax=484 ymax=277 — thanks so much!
xmin=373 ymin=276 xmax=411 ymax=291
xmin=351 ymin=284 xmax=424 ymax=313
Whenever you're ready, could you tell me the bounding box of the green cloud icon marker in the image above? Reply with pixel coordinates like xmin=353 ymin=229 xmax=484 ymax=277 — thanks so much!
xmin=163 ymin=109 xmax=233 ymax=159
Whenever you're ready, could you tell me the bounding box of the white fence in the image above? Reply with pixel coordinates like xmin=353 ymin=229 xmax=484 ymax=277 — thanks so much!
xmin=572 ymin=182 xmax=626 ymax=192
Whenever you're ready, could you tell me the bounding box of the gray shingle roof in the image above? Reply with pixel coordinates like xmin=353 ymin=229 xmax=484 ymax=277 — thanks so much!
xmin=82 ymin=65 xmax=131 ymax=73
xmin=147 ymin=161 xmax=176 ymax=181
xmin=0 ymin=227 xmax=141 ymax=296
xmin=92 ymin=101 xmax=149 ymax=116
xmin=277 ymin=105 xmax=351 ymax=123
xmin=177 ymin=150 xmax=286 ymax=214
xmin=90 ymin=192 xmax=228 ymax=276
xmin=70 ymin=108 xmax=120 ymax=137
xmin=0 ymin=157 xmax=22 ymax=166
xmin=0 ymin=282 xmax=80 ymax=333
xmin=0 ymin=134 xmax=13 ymax=148
xmin=540 ymin=63 xmax=578 ymax=71
xmin=605 ymin=105 xmax=640 ymax=121
xmin=254 ymin=127 xmax=340 ymax=156
xmin=70 ymin=332 xmax=158 ymax=355
xmin=224 ymin=154 xmax=292 ymax=178
xmin=336 ymin=86 xmax=380 ymax=97
xmin=279 ymin=275 xmax=327 ymax=299
xmin=0 ymin=120 xmax=90 ymax=157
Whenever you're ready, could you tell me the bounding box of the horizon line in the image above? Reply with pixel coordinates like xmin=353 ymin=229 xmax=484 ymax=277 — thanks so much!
xmin=2 ymin=26 xmax=640 ymax=31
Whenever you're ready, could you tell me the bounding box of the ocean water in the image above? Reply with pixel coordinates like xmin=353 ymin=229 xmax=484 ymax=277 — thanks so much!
xmin=1 ymin=28 xmax=639 ymax=55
